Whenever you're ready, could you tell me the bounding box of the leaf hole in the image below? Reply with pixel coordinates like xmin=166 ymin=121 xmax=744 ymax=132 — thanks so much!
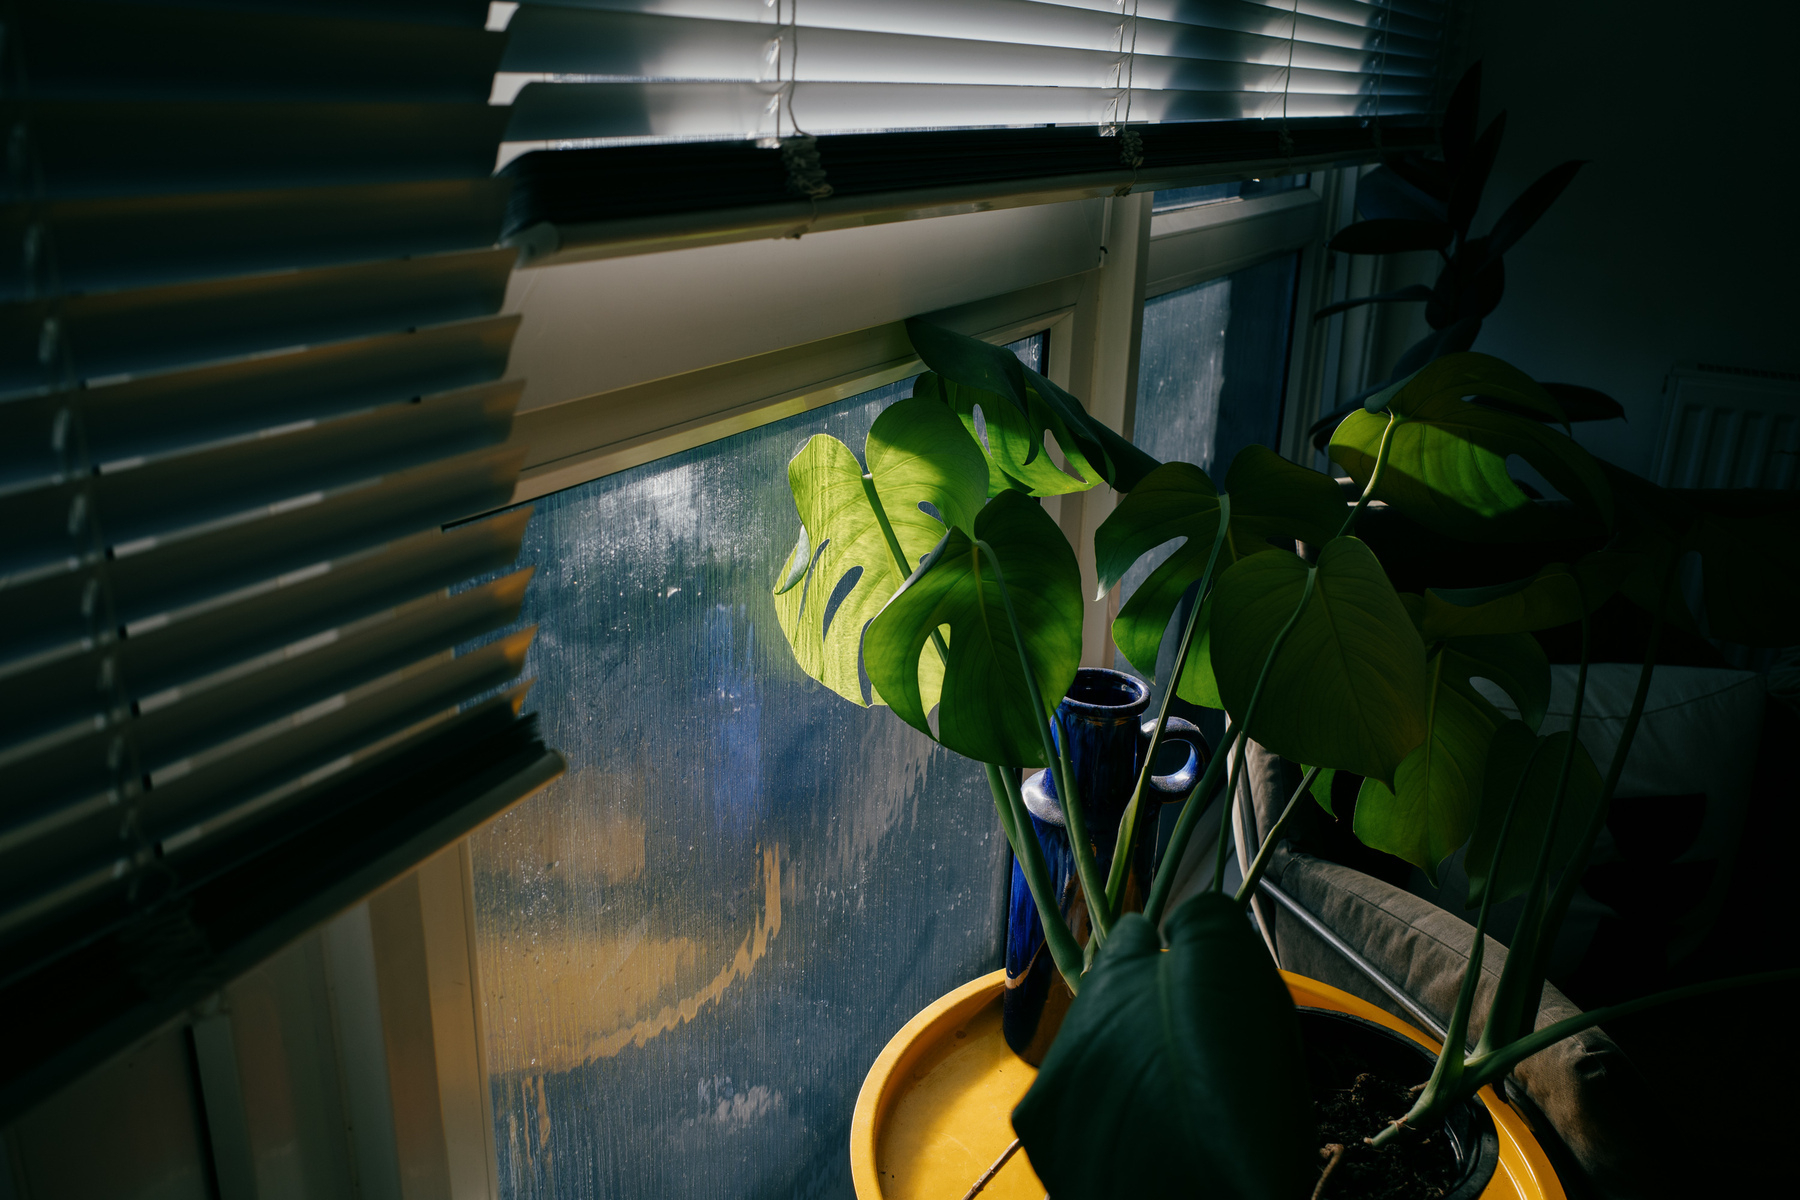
xmin=918 ymin=500 xmax=944 ymax=525
xmin=820 ymin=564 xmax=861 ymax=638
xmin=1503 ymin=455 xmax=1565 ymax=502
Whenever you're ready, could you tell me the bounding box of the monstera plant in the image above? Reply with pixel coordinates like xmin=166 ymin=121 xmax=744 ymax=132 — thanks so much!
xmin=772 ymin=321 xmax=1798 ymax=1196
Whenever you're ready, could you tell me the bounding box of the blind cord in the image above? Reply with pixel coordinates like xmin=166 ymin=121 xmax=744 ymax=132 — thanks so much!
xmin=775 ymin=0 xmax=832 ymax=236
xmin=1278 ymin=0 xmax=1300 ymax=161
xmin=1113 ymin=1 xmax=1144 ymax=184
xmin=1372 ymin=0 xmax=1391 ymax=152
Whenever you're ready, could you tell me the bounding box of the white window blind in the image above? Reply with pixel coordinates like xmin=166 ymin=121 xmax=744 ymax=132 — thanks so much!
xmin=0 ymin=0 xmax=559 ymax=1120
xmin=497 ymin=0 xmax=1448 ymax=159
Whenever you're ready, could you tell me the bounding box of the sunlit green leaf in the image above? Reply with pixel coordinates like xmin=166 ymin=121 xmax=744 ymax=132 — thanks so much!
xmin=1331 ymin=353 xmax=1612 ymax=541
xmin=1210 ymin=537 xmax=1428 ymax=786
xmin=1465 ymin=721 xmax=1603 ymax=907
xmin=773 ymin=397 xmax=988 ymax=705
xmin=1421 ymin=552 xmax=1634 ymax=640
xmin=1013 ymin=896 xmax=1315 ymax=1200
xmin=913 ymin=371 xmax=1099 ymax=498
xmin=906 ymin=317 xmax=1162 ymax=491
xmin=863 ymin=490 xmax=1081 ymax=766
xmin=1309 ymin=766 xmax=1338 ymax=815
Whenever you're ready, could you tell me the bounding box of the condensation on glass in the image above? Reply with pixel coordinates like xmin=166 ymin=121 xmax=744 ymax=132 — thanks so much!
xmin=467 ymin=340 xmax=1040 ymax=1199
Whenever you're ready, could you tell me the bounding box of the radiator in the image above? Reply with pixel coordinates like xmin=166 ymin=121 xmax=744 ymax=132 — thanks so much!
xmin=1654 ymin=363 xmax=1800 ymax=489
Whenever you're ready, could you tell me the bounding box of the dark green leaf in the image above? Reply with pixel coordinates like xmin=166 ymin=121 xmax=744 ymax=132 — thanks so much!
xmin=1389 ymin=314 xmax=1482 ymax=380
xmin=906 ymin=317 xmax=1162 ymax=492
xmin=1351 ymin=631 xmax=1544 ymax=879
xmin=1449 ymin=112 xmax=1506 ymax=236
xmin=1683 ymin=492 xmax=1800 ymax=645
xmin=1210 ymin=537 xmax=1428 ymax=786
xmin=1441 ymin=62 xmax=1483 ymax=172
xmin=1356 ymin=167 xmax=1448 ymax=224
xmin=1421 ymin=552 xmax=1635 ymax=640
xmin=1097 ymin=449 xmax=1343 ymax=677
xmin=864 ymin=489 xmax=1081 ymax=766
xmin=1534 ymin=384 xmax=1625 ymax=423
xmin=1013 ymin=896 xmax=1315 ymax=1200
xmin=1174 ymin=591 xmax=1222 ymax=708
xmin=1313 ymin=283 xmax=1433 ymax=321
xmin=1486 ymin=160 xmax=1586 ymax=259
xmin=1330 ymin=353 xmax=1613 ymax=541
xmin=1309 ymin=766 xmax=1338 ymax=815
xmin=1329 ymin=217 xmax=1454 ymax=255
xmin=1465 ymin=722 xmax=1602 ymax=907
xmin=774 ymin=397 xmax=989 ymax=704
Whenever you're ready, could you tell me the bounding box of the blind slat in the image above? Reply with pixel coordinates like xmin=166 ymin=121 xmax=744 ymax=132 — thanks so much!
xmin=499 ymin=8 xmax=1435 ymax=89
xmin=0 ymin=180 xmax=511 ymax=301
xmin=507 ymin=79 xmax=1408 ymax=145
xmin=0 ymin=248 xmax=515 ymax=396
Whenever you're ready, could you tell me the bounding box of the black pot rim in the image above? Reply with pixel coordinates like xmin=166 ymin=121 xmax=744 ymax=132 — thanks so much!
xmin=1296 ymin=1007 xmax=1502 ymax=1200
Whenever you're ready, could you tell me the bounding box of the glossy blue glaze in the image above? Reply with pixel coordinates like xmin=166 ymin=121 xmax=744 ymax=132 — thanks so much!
xmin=1002 ymin=668 xmax=1208 ymax=1056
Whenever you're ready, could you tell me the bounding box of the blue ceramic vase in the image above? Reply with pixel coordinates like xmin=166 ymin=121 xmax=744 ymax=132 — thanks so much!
xmin=1002 ymin=668 xmax=1208 ymax=1060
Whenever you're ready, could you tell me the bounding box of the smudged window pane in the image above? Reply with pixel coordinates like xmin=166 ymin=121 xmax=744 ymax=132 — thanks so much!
xmin=1152 ymin=174 xmax=1309 ymax=213
xmin=469 ymin=337 xmax=1042 ymax=1199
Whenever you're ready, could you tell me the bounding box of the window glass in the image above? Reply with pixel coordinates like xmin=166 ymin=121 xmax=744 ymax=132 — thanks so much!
xmin=468 ymin=339 xmax=1042 ymax=1199
xmin=1152 ymin=173 xmax=1309 ymax=214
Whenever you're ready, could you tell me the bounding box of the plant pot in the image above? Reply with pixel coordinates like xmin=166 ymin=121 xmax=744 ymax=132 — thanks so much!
xmin=850 ymin=969 xmax=1565 ymax=1200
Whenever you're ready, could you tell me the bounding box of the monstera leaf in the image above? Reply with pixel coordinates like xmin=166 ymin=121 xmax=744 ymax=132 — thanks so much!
xmin=907 ymin=317 xmax=1161 ymax=492
xmin=1421 ymin=552 xmax=1635 ymax=640
xmin=773 ymin=396 xmax=988 ymax=705
xmin=863 ymin=490 xmax=1081 ymax=766
xmin=1209 ymin=536 xmax=1428 ymax=786
xmin=912 ymin=371 xmax=1099 ymax=498
xmin=1095 ymin=447 xmax=1345 ymax=678
xmin=1012 ymin=895 xmax=1315 ymax=1200
xmin=1330 ymin=353 xmax=1613 ymax=541
xmin=1352 ymin=623 xmax=1549 ymax=881
xmin=1465 ymin=721 xmax=1603 ymax=907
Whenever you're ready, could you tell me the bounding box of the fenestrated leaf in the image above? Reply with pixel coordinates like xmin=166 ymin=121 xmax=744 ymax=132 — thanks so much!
xmin=1330 ymin=217 xmax=1453 ymax=254
xmin=773 ymin=397 xmax=989 ymax=705
xmin=1097 ymin=448 xmax=1344 ymax=677
xmin=1351 ymin=631 xmax=1546 ymax=879
xmin=1210 ymin=536 xmax=1428 ymax=786
xmin=1465 ymin=721 xmax=1603 ymax=907
xmin=1421 ymin=552 xmax=1635 ymax=640
xmin=863 ymin=489 xmax=1080 ymax=766
xmin=906 ymin=317 xmax=1161 ymax=492
xmin=1174 ymin=591 xmax=1222 ymax=708
xmin=1389 ymin=314 xmax=1482 ymax=380
xmin=1012 ymin=896 xmax=1315 ymax=1200
xmin=1480 ymin=383 xmax=1624 ymax=424
xmin=914 ymin=371 xmax=1099 ymax=498
xmin=1331 ymin=353 xmax=1612 ymax=541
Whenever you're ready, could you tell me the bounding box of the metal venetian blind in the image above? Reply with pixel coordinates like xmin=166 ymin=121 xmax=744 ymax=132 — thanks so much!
xmin=496 ymin=0 xmax=1446 ymax=155
xmin=0 ymin=2 xmax=545 ymax=971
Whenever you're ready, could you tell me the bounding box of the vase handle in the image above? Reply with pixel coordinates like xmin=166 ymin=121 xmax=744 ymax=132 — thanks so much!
xmin=1140 ymin=715 xmax=1207 ymax=796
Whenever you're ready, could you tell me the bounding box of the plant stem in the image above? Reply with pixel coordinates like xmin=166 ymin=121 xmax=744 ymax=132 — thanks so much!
xmin=1210 ymin=732 xmax=1249 ymax=894
xmin=1143 ymin=723 xmax=1242 ymax=926
xmin=864 ymin=474 xmax=950 ymax=662
xmin=976 ymin=537 xmax=1113 ymax=946
xmin=1336 ymin=410 xmax=1399 ymax=539
xmin=1104 ymin=495 xmax=1234 ymax=917
xmin=1476 ymin=602 xmax=1591 ymax=1058
xmin=1524 ymin=552 xmax=1675 ymax=1019
xmin=1377 ymin=743 xmax=1540 ymax=1146
xmin=1458 ymin=968 xmax=1800 ymax=1097
xmin=1234 ymin=765 xmax=1319 ymax=908
xmin=988 ymin=763 xmax=1084 ymax=994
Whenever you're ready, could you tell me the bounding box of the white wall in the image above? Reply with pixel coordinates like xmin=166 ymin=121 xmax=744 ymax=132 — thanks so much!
xmin=1457 ymin=0 xmax=1800 ymax=477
